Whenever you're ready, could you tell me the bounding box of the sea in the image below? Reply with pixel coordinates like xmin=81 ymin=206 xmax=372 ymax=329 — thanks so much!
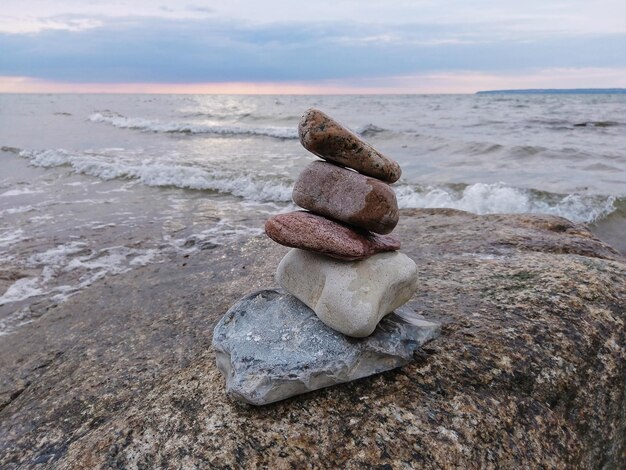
xmin=1 ymin=93 xmax=625 ymax=335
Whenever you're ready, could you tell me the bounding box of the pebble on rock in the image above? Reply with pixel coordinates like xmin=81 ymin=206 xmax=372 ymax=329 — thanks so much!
xmin=298 ymin=108 xmax=402 ymax=183
xmin=292 ymin=161 xmax=399 ymax=235
xmin=212 ymin=289 xmax=440 ymax=405
xmin=265 ymin=211 xmax=400 ymax=260
xmin=277 ymin=249 xmax=419 ymax=337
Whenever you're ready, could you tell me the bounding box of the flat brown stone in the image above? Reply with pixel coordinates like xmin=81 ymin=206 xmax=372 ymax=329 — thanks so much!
xmin=265 ymin=211 xmax=400 ymax=260
xmin=298 ymin=108 xmax=402 ymax=183
xmin=292 ymin=161 xmax=399 ymax=234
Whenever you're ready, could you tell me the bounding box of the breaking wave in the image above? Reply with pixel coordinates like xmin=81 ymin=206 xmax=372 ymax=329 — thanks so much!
xmin=395 ymin=182 xmax=617 ymax=223
xmin=13 ymin=147 xmax=620 ymax=224
xmin=88 ymin=111 xmax=298 ymax=139
xmin=88 ymin=112 xmax=391 ymax=140
xmin=18 ymin=149 xmax=293 ymax=203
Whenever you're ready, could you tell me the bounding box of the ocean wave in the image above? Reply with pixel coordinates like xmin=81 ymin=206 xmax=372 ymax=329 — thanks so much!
xmin=525 ymin=118 xmax=625 ymax=129
xmin=18 ymin=149 xmax=293 ymax=203
xmin=0 ymin=205 xmax=37 ymax=217
xmin=395 ymin=182 xmax=617 ymax=223
xmin=88 ymin=112 xmax=392 ymax=140
xmin=0 ymin=187 xmax=43 ymax=197
xmin=88 ymin=112 xmax=298 ymax=139
xmin=13 ymin=148 xmax=620 ymax=224
xmin=1 ymin=146 xmax=21 ymax=154
xmin=452 ymin=141 xmax=505 ymax=155
xmin=413 ymin=135 xmax=546 ymax=158
xmin=573 ymin=121 xmax=624 ymax=128
xmin=405 ymin=133 xmax=604 ymax=161
xmin=356 ymin=123 xmax=389 ymax=137
xmin=182 ymin=111 xmax=302 ymax=123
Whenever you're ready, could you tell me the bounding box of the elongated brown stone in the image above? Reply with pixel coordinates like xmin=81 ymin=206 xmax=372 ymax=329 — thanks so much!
xmin=292 ymin=161 xmax=399 ymax=234
xmin=265 ymin=211 xmax=400 ymax=261
xmin=298 ymin=108 xmax=402 ymax=183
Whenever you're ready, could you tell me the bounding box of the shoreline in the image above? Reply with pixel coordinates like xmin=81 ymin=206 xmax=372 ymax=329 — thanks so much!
xmin=1 ymin=208 xmax=624 ymax=468
xmin=590 ymin=211 xmax=626 ymax=255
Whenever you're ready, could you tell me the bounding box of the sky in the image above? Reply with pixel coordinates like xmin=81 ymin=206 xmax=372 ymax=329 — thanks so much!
xmin=1 ymin=1 xmax=625 ymax=93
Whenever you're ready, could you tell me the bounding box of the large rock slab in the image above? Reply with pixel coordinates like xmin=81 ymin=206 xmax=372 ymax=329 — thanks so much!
xmin=265 ymin=210 xmax=400 ymax=260
xmin=0 ymin=209 xmax=624 ymax=469
xmin=293 ymin=161 xmax=399 ymax=234
xmin=277 ymin=249 xmax=418 ymax=337
xmin=212 ymin=289 xmax=440 ymax=405
xmin=299 ymin=108 xmax=402 ymax=183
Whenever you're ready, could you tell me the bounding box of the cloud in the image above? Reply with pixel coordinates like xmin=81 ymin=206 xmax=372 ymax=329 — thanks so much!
xmin=0 ymin=1 xmax=216 ymax=34
xmin=1 ymin=16 xmax=625 ymax=86
xmin=2 ymin=0 xmax=626 ymax=35
xmin=186 ymin=5 xmax=214 ymax=14
xmin=0 ymin=1 xmax=625 ymax=91
xmin=0 ymin=16 xmax=102 ymax=34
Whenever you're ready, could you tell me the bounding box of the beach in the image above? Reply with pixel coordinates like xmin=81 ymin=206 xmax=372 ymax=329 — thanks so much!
xmin=1 ymin=93 xmax=625 ymax=467
xmin=1 ymin=93 xmax=625 ymax=336
xmin=1 ymin=206 xmax=624 ymax=467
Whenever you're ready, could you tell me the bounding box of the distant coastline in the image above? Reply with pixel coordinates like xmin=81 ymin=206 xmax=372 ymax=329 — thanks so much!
xmin=476 ymin=88 xmax=626 ymax=95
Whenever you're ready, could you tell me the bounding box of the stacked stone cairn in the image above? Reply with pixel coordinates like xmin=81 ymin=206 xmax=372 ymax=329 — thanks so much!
xmin=212 ymin=109 xmax=439 ymax=406
xmin=265 ymin=108 xmax=418 ymax=337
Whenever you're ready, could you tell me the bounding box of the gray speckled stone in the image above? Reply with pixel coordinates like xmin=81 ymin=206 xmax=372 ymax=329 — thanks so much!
xmin=212 ymin=289 xmax=439 ymax=405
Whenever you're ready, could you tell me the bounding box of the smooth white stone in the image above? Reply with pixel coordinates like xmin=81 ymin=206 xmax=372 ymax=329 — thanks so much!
xmin=276 ymin=249 xmax=419 ymax=337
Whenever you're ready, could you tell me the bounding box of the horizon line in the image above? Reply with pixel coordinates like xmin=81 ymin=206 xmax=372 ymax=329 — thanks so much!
xmin=2 ymin=69 xmax=625 ymax=94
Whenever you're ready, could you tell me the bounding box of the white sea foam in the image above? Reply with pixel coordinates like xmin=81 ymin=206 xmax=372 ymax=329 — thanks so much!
xmin=0 ymin=205 xmax=37 ymax=217
xmin=0 ymin=242 xmax=164 ymax=307
xmin=0 ymin=278 xmax=44 ymax=306
xmin=88 ymin=112 xmax=298 ymax=139
xmin=0 ymin=306 xmax=36 ymax=336
xmin=27 ymin=241 xmax=88 ymax=266
xmin=395 ymin=182 xmax=617 ymax=223
xmin=169 ymin=220 xmax=264 ymax=253
xmin=0 ymin=229 xmax=25 ymax=248
xmin=0 ymin=219 xmax=261 ymax=312
xmin=19 ymin=149 xmax=293 ymax=203
xmin=17 ymin=148 xmax=618 ymax=223
xmin=89 ymin=111 xmax=395 ymax=140
xmin=0 ymin=187 xmax=43 ymax=197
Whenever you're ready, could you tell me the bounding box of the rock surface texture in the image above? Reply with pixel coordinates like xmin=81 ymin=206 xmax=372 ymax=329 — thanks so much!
xmin=265 ymin=211 xmax=400 ymax=260
xmin=292 ymin=161 xmax=399 ymax=234
xmin=0 ymin=209 xmax=624 ymax=469
xmin=277 ymin=249 xmax=419 ymax=337
xmin=212 ymin=289 xmax=440 ymax=405
xmin=299 ymin=108 xmax=402 ymax=183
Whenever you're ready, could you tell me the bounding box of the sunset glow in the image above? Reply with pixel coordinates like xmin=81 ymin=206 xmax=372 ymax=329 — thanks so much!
xmin=3 ymin=67 xmax=626 ymax=95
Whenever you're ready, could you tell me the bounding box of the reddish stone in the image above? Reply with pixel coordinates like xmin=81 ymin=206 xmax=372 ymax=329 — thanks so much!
xmin=298 ymin=108 xmax=402 ymax=183
xmin=292 ymin=161 xmax=399 ymax=234
xmin=265 ymin=211 xmax=400 ymax=261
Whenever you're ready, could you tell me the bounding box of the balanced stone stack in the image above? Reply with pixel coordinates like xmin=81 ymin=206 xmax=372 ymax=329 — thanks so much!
xmin=265 ymin=108 xmax=418 ymax=337
xmin=212 ymin=109 xmax=439 ymax=405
